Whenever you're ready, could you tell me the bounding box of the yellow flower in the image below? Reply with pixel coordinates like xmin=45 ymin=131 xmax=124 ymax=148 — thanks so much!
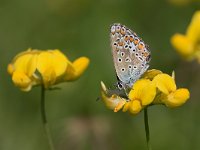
xmin=171 ymin=11 xmax=200 ymax=62
xmin=153 ymin=74 xmax=190 ymax=108
xmin=101 ymin=76 xmax=156 ymax=115
xmin=100 ymin=81 xmax=127 ymax=112
xmin=100 ymin=69 xmax=190 ymax=114
xmin=8 ymin=48 xmax=89 ymax=91
xmin=126 ymin=79 xmax=156 ymax=114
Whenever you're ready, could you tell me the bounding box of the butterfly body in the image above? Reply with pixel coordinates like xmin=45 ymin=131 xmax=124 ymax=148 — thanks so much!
xmin=110 ymin=23 xmax=151 ymax=89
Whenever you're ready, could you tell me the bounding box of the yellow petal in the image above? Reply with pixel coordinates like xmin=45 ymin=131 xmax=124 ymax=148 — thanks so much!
xmin=13 ymin=52 xmax=37 ymax=76
xmin=101 ymin=93 xmax=126 ymax=111
xmin=37 ymin=52 xmax=57 ymax=87
xmin=12 ymin=71 xmax=32 ymax=91
xmin=7 ymin=64 xmax=14 ymax=75
xmin=37 ymin=52 xmax=52 ymax=74
xmin=114 ymin=100 xmax=126 ymax=112
xmin=165 ymin=88 xmax=190 ymax=108
xmin=100 ymin=81 xmax=127 ymax=111
xmin=153 ymin=74 xmax=177 ymax=94
xmin=64 ymin=57 xmax=90 ymax=81
xmin=171 ymin=34 xmax=194 ymax=57
xmin=129 ymin=100 xmax=142 ymax=114
xmin=11 ymin=48 xmax=36 ymax=63
xmin=186 ymin=11 xmax=200 ymax=44
xmin=141 ymin=69 xmax=163 ymax=80
xmin=129 ymin=79 xmax=151 ymax=100
xmin=140 ymin=81 xmax=156 ymax=106
xmin=42 ymin=67 xmax=57 ymax=88
xmin=129 ymin=79 xmax=156 ymax=106
xmin=26 ymin=53 xmax=38 ymax=77
xmin=122 ymin=101 xmax=131 ymax=112
xmin=48 ymin=50 xmax=69 ymax=77
xmin=172 ymin=71 xmax=175 ymax=80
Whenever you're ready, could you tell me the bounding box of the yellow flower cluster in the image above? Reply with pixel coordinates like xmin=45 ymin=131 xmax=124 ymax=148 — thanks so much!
xmin=8 ymin=49 xmax=90 ymax=91
xmin=171 ymin=11 xmax=200 ymax=62
xmin=101 ymin=69 xmax=190 ymax=115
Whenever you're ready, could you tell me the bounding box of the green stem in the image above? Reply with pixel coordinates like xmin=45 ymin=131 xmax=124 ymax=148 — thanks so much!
xmin=144 ymin=107 xmax=152 ymax=150
xmin=41 ymin=86 xmax=54 ymax=150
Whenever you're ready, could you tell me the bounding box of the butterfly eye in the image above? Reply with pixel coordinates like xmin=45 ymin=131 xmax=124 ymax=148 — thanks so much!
xmin=117 ymin=82 xmax=123 ymax=90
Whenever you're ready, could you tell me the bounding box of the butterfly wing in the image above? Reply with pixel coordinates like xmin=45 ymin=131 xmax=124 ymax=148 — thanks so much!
xmin=110 ymin=23 xmax=151 ymax=88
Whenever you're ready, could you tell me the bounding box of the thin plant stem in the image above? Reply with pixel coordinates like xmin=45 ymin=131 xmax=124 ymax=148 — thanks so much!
xmin=41 ymin=86 xmax=54 ymax=150
xmin=144 ymin=107 xmax=152 ymax=150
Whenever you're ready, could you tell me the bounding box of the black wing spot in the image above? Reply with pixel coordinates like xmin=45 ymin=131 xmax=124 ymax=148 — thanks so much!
xmin=118 ymin=58 xmax=122 ymax=62
xmin=139 ymin=57 xmax=143 ymax=61
xmin=125 ymin=58 xmax=130 ymax=62
xmin=121 ymin=68 xmax=125 ymax=72
xmin=133 ymin=66 xmax=137 ymax=69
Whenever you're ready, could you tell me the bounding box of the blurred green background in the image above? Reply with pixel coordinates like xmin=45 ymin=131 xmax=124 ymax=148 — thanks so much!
xmin=1 ymin=0 xmax=200 ymax=149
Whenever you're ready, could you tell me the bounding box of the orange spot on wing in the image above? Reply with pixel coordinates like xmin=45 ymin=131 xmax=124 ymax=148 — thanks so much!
xmin=111 ymin=31 xmax=115 ymax=35
xmin=134 ymin=38 xmax=139 ymax=45
xmin=138 ymin=43 xmax=144 ymax=50
xmin=120 ymin=29 xmax=126 ymax=35
xmin=118 ymin=42 xmax=124 ymax=46
xmin=125 ymin=35 xmax=129 ymax=41
xmin=143 ymin=52 xmax=149 ymax=57
xmin=130 ymin=37 xmax=134 ymax=42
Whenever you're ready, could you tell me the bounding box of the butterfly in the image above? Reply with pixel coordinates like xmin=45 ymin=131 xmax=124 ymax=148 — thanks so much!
xmin=110 ymin=23 xmax=151 ymax=91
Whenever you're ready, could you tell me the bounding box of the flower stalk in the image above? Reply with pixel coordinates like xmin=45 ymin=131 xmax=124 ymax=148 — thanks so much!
xmin=41 ymin=86 xmax=54 ymax=150
xmin=144 ymin=107 xmax=151 ymax=150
